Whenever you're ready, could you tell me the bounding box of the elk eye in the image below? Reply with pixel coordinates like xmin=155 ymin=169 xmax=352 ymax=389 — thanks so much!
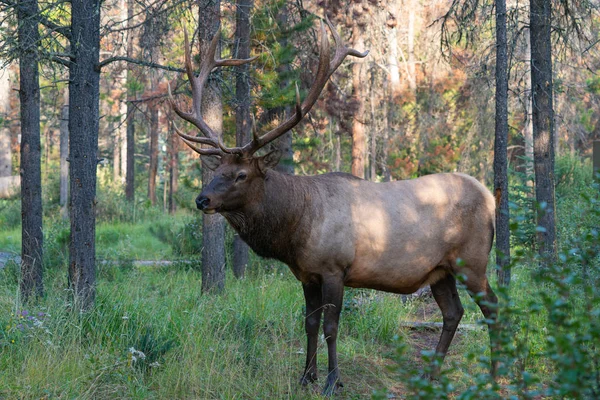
xmin=235 ymin=172 xmax=247 ymax=182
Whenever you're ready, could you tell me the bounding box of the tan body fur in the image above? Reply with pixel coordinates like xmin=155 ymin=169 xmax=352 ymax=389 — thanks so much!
xmin=226 ymin=171 xmax=495 ymax=295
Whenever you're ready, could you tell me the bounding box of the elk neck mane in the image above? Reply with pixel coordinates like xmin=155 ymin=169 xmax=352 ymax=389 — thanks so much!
xmin=222 ymin=169 xmax=352 ymax=266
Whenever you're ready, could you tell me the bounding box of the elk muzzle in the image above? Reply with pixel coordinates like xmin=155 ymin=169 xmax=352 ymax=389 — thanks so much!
xmin=196 ymin=195 xmax=215 ymax=214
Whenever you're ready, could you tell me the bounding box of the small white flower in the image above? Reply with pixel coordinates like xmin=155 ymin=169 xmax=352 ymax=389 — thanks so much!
xmin=122 ymin=315 xmax=129 ymax=320
xmin=128 ymin=347 xmax=146 ymax=363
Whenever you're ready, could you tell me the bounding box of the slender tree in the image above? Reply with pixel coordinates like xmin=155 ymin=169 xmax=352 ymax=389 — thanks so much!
xmin=147 ymin=96 xmax=159 ymax=205
xmin=68 ymin=0 xmax=101 ymax=310
xmin=168 ymin=120 xmax=178 ymax=214
xmin=494 ymin=0 xmax=510 ymax=286
xmin=530 ymin=0 xmax=556 ymax=259
xmin=198 ymin=0 xmax=226 ymax=293
xmin=17 ymin=0 xmax=44 ymax=300
xmin=0 ymin=65 xmax=11 ymax=179
xmin=232 ymin=0 xmax=253 ymax=278
xmin=59 ymin=89 xmax=68 ymax=218
xmin=272 ymin=5 xmax=293 ymax=175
xmin=351 ymin=23 xmax=366 ymax=179
xmin=125 ymin=0 xmax=136 ymax=202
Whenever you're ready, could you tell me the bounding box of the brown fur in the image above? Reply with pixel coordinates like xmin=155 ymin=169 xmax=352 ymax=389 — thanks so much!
xmin=196 ymin=155 xmax=499 ymax=393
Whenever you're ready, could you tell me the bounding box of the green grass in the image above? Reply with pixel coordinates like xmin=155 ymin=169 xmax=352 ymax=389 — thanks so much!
xmin=0 ymin=254 xmax=563 ymax=399
xmin=0 ymin=227 xmax=20 ymax=253
xmin=0 ymin=265 xmax=416 ymax=399
xmin=0 ymin=214 xmax=188 ymax=261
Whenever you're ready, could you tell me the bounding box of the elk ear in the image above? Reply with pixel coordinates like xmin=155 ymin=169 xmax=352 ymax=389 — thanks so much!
xmin=257 ymin=149 xmax=282 ymax=173
xmin=201 ymin=155 xmax=222 ymax=171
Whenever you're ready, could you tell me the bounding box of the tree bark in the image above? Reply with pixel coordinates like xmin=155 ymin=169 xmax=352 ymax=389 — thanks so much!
xmin=147 ymin=95 xmax=159 ymax=206
xmin=351 ymin=26 xmax=366 ymax=179
xmin=17 ymin=0 xmax=44 ymax=301
xmin=68 ymin=0 xmax=101 ymax=311
xmin=113 ymin=117 xmax=121 ymax=182
xmin=523 ymin=28 xmax=534 ymax=185
xmin=168 ymin=121 xmax=178 ymax=214
xmin=369 ymin=73 xmax=377 ymax=180
xmin=198 ymin=0 xmax=226 ymax=293
xmin=386 ymin=10 xmax=401 ymax=102
xmin=232 ymin=0 xmax=253 ymax=279
xmin=272 ymin=5 xmax=293 ymax=175
xmin=530 ymin=0 xmax=556 ymax=259
xmin=494 ymin=0 xmax=510 ymax=287
xmin=125 ymin=0 xmax=136 ymax=202
xmin=60 ymin=90 xmax=68 ymax=218
xmin=0 ymin=65 xmax=12 ymax=178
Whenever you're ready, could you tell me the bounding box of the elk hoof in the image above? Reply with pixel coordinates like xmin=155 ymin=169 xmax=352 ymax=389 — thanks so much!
xmin=322 ymin=378 xmax=343 ymax=396
xmin=299 ymin=371 xmax=318 ymax=386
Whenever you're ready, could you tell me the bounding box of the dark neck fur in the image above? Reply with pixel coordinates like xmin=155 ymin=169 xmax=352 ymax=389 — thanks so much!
xmin=222 ymin=170 xmax=314 ymax=266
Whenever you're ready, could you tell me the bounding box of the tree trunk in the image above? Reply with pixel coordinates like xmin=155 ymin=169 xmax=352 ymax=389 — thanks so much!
xmin=125 ymin=0 xmax=135 ymax=202
xmin=198 ymin=0 xmax=226 ymax=293
xmin=494 ymin=0 xmax=510 ymax=287
xmin=406 ymin=0 xmax=417 ymax=94
xmin=113 ymin=119 xmax=121 ymax=182
xmin=369 ymin=72 xmax=377 ymax=180
xmin=60 ymin=90 xmax=69 ymax=218
xmin=0 ymin=65 xmax=11 ymax=178
xmin=119 ymin=0 xmax=128 ymax=183
xmin=147 ymin=96 xmax=159 ymax=206
xmin=530 ymin=0 xmax=556 ymax=259
xmin=232 ymin=0 xmax=253 ymax=279
xmin=351 ymin=26 xmax=366 ymax=179
xmin=69 ymin=0 xmax=101 ymax=311
xmin=523 ymin=28 xmax=534 ymax=184
xmin=272 ymin=5 xmax=293 ymax=175
xmin=386 ymin=10 xmax=401 ymax=102
xmin=17 ymin=0 xmax=44 ymax=301
xmin=168 ymin=121 xmax=178 ymax=214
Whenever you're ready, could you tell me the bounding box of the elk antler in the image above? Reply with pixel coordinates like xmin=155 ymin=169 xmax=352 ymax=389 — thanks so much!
xmin=171 ymin=16 xmax=368 ymax=157
xmin=169 ymin=28 xmax=258 ymax=156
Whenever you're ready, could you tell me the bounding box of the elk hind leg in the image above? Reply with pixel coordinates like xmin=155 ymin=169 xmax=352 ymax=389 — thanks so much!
xmin=429 ymin=273 xmax=464 ymax=379
xmin=466 ymin=279 xmax=499 ymax=377
xmin=321 ymin=276 xmax=345 ymax=396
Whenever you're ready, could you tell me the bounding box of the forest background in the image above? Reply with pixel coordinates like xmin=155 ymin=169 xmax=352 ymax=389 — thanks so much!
xmin=0 ymin=0 xmax=599 ymax=398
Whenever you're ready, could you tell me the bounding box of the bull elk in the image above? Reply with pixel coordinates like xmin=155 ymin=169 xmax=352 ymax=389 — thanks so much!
xmin=170 ymin=18 xmax=498 ymax=396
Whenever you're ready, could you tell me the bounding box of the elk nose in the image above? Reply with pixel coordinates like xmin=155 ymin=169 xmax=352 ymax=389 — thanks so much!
xmin=196 ymin=196 xmax=210 ymax=210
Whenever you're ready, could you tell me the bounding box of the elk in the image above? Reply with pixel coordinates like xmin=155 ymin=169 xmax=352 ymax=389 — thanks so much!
xmin=170 ymin=18 xmax=499 ymax=396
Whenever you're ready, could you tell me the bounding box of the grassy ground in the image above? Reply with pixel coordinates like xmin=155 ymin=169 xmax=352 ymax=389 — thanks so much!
xmin=0 ymin=251 xmax=596 ymax=398
xmin=0 ymin=255 xmax=551 ymax=399
xmin=0 ymin=215 xmax=185 ymax=261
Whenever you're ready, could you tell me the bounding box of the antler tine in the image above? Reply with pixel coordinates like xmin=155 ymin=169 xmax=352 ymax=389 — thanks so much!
xmin=241 ymin=18 xmax=367 ymax=156
xmin=181 ymin=137 xmax=224 ymax=156
xmin=173 ymin=122 xmax=220 ymax=147
xmin=325 ymin=15 xmax=369 ymax=74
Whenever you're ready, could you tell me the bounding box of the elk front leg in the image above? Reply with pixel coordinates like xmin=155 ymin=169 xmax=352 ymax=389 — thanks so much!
xmin=300 ymin=282 xmax=323 ymax=386
xmin=321 ymin=277 xmax=345 ymax=396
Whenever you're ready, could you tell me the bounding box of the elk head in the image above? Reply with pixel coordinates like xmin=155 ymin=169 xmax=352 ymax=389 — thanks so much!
xmin=169 ymin=17 xmax=368 ymax=214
